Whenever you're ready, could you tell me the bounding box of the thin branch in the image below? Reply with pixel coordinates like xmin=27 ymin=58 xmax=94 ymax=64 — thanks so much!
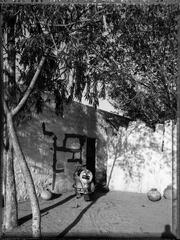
xmin=3 ymin=99 xmax=9 ymax=115
xmin=103 ymin=14 xmax=108 ymax=32
xmin=11 ymin=54 xmax=46 ymax=117
xmin=47 ymin=25 xmax=58 ymax=52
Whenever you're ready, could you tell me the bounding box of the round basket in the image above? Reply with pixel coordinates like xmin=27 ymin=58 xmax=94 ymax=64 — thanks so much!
xmin=147 ymin=188 xmax=161 ymax=202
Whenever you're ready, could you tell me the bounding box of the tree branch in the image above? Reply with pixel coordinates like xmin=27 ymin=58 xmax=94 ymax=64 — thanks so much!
xmin=11 ymin=55 xmax=46 ymax=117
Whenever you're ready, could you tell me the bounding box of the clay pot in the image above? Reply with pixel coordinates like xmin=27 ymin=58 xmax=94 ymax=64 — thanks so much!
xmin=41 ymin=189 xmax=52 ymax=200
xmin=147 ymin=188 xmax=161 ymax=202
xmin=163 ymin=185 xmax=176 ymax=200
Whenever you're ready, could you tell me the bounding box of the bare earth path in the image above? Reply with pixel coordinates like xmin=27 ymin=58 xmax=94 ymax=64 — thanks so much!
xmin=3 ymin=190 xmax=172 ymax=238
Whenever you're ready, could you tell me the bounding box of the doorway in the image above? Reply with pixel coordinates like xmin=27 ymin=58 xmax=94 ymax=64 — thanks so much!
xmin=86 ymin=137 xmax=96 ymax=183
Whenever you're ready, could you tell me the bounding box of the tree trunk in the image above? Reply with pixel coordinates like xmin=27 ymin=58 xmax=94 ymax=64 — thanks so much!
xmin=2 ymin=15 xmax=46 ymax=237
xmin=7 ymin=112 xmax=41 ymax=237
xmin=2 ymin=13 xmax=19 ymax=231
xmin=172 ymin=120 xmax=177 ymax=236
xmin=3 ymin=43 xmax=46 ymax=238
xmin=4 ymin=139 xmax=18 ymax=230
xmin=0 ymin=7 xmax=4 ymax=237
xmin=2 ymin=148 xmax=6 ymax=208
xmin=176 ymin=15 xmax=180 ymax=240
xmin=7 ymin=14 xmax=16 ymax=85
xmin=2 ymin=9 xmax=47 ymax=238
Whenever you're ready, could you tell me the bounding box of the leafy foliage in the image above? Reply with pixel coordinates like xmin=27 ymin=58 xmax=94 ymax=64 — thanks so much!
xmin=2 ymin=4 xmax=179 ymax=128
xmin=102 ymin=4 xmax=178 ymax=128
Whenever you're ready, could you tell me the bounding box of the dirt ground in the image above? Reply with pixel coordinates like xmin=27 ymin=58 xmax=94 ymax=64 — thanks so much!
xmin=3 ymin=190 xmax=173 ymax=238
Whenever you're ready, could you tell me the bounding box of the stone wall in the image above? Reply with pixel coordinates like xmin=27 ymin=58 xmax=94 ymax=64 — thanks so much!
xmin=13 ymin=101 xmax=173 ymax=200
xmin=15 ymin=102 xmax=104 ymax=201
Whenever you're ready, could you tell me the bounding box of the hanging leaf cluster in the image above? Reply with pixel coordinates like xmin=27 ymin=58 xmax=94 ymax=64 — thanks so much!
xmin=2 ymin=4 xmax=179 ymax=127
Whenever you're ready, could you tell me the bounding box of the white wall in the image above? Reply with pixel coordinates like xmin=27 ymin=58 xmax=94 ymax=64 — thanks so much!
xmin=106 ymin=121 xmax=175 ymax=194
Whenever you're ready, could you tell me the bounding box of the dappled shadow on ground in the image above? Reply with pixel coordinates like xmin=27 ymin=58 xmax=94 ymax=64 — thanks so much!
xmin=18 ymin=193 xmax=75 ymax=226
xmin=56 ymin=190 xmax=108 ymax=238
xmin=5 ymin=190 xmax=172 ymax=239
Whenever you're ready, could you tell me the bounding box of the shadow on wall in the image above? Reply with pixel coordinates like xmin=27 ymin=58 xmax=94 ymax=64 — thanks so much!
xmin=106 ymin=121 xmax=173 ymax=192
xmin=42 ymin=122 xmax=90 ymax=190
xmin=42 ymin=102 xmax=102 ymax=189
xmin=95 ymin=118 xmax=109 ymax=186
xmin=107 ymin=126 xmax=145 ymax=185
xmin=17 ymin=101 xmax=131 ymax=198
xmin=68 ymin=102 xmax=108 ymax=186
xmin=96 ymin=110 xmax=130 ymax=186
xmin=16 ymin=101 xmax=98 ymax=189
xmin=51 ymin=132 xmax=87 ymax=190
xmin=95 ymin=110 xmax=132 ymax=188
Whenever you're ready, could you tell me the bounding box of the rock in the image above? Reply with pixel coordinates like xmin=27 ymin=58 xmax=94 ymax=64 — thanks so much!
xmin=147 ymin=188 xmax=161 ymax=202
xmin=41 ymin=189 xmax=52 ymax=200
